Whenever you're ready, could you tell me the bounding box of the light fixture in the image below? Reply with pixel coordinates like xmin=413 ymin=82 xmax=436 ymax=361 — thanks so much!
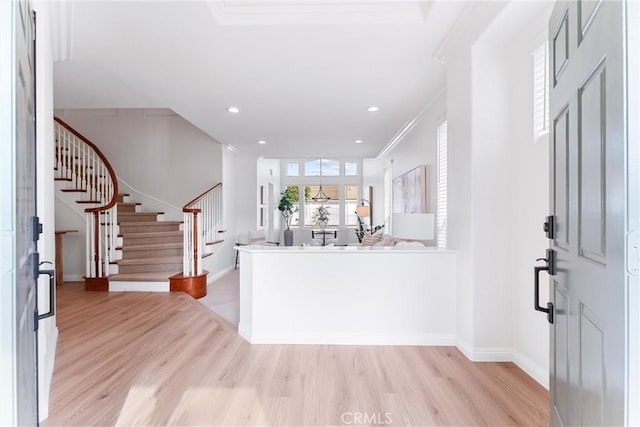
xmin=311 ymin=159 xmax=330 ymax=203
xmin=367 ymin=106 xmax=379 ymax=112
xmin=227 ymin=106 xmax=240 ymax=113
xmin=258 ymin=140 xmax=267 ymax=145
xmin=354 ymin=139 xmax=364 ymax=144
xmin=392 ymin=213 xmax=435 ymax=240
xmin=226 ymin=144 xmax=238 ymax=152
xmin=355 ymin=199 xmax=372 ymax=227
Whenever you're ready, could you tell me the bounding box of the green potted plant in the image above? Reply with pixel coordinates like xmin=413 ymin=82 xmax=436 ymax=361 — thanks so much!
xmin=355 ymin=216 xmax=385 ymax=243
xmin=312 ymin=205 xmax=330 ymax=230
xmin=278 ymin=188 xmax=298 ymax=246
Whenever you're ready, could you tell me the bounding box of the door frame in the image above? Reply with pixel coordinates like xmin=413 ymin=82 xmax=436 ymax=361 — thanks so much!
xmin=0 ymin=0 xmax=20 ymax=424
xmin=626 ymin=1 xmax=640 ymax=424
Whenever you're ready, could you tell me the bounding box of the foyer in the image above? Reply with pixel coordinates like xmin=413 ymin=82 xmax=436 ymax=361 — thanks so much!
xmin=44 ymin=281 xmax=547 ymax=426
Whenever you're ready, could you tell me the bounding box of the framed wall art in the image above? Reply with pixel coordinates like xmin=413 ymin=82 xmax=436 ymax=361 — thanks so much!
xmin=393 ymin=165 xmax=427 ymax=214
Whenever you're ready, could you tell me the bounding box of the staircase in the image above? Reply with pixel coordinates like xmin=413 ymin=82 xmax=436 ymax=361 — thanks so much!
xmin=54 ymin=117 xmax=223 ymax=297
xmin=108 ymin=193 xmax=184 ymax=287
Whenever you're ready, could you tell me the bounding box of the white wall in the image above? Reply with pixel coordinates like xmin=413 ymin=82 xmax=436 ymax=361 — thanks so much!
xmin=54 ymin=108 xmax=223 ymax=212
xmin=388 ymin=0 xmax=552 ymax=386
xmin=498 ymin=4 xmax=553 ymax=385
xmin=380 ymin=90 xmax=446 ymax=246
xmin=232 ymin=152 xmax=260 ymax=244
xmin=54 ymin=108 xmax=230 ymax=278
xmin=446 ymin=1 xmax=552 ymax=383
xmin=256 ymin=158 xmax=281 ymax=243
xmin=35 ymin=1 xmax=58 ymax=420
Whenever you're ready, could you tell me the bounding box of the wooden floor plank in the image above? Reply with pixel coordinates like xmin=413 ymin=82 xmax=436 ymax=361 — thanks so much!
xmin=43 ymin=283 xmax=548 ymax=426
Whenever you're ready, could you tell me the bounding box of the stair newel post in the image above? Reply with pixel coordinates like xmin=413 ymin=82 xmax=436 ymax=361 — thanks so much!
xmin=93 ymin=211 xmax=101 ymax=276
xmin=183 ymin=211 xmax=190 ymax=274
xmin=193 ymin=210 xmax=199 ymax=275
xmin=85 ymin=212 xmax=92 ymax=277
xmin=55 ymin=128 xmax=60 ymax=175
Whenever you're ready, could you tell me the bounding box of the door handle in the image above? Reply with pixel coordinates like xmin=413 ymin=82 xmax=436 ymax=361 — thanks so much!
xmin=35 ymin=269 xmax=55 ymax=328
xmin=534 ymin=249 xmax=555 ymax=324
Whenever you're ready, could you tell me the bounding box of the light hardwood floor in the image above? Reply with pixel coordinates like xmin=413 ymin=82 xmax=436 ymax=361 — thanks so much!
xmin=44 ymin=283 xmax=548 ymax=426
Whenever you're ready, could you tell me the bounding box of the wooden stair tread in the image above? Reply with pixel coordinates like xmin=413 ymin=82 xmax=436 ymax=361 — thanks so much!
xmin=119 ymin=211 xmax=164 ymax=215
xmin=117 ymin=202 xmax=141 ymax=206
xmin=118 ymin=221 xmax=182 ymax=226
xmin=61 ymin=189 xmax=86 ymax=193
xmin=119 ymin=230 xmax=183 ymax=238
xmin=120 ymin=242 xmax=183 ymax=251
xmin=76 ymin=200 xmax=102 ymax=204
xmin=116 ymin=256 xmax=183 ymax=265
xmin=108 ymin=272 xmax=178 ymax=282
xmin=206 ymin=239 xmax=224 ymax=246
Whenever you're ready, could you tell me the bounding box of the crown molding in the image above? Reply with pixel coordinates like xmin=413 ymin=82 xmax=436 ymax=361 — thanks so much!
xmin=206 ymin=0 xmax=432 ymax=25
xmin=433 ymin=1 xmax=507 ymax=64
xmin=376 ymin=87 xmax=446 ymax=159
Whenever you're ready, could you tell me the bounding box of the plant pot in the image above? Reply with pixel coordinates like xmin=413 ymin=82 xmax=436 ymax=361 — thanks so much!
xmin=318 ymin=220 xmax=327 ymax=231
xmin=284 ymin=229 xmax=294 ymax=246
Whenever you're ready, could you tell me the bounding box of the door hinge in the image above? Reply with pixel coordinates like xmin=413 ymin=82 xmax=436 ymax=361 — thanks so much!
xmin=544 ymin=215 xmax=555 ymax=239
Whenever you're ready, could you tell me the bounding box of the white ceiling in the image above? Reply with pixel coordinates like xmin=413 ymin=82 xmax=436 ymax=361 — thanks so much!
xmin=53 ymin=1 xmax=468 ymax=158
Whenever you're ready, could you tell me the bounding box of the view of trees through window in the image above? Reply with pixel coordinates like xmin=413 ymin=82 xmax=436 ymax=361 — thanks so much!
xmin=344 ymin=185 xmax=359 ymax=226
xmin=305 ymin=185 xmax=339 ymax=227
xmin=282 ymin=159 xmax=361 ymax=228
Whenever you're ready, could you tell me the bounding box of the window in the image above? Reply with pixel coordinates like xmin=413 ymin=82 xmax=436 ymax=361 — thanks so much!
xmin=285 ymin=185 xmax=300 ymax=227
xmin=344 ymin=185 xmax=359 ymax=226
xmin=345 ymin=162 xmax=358 ymax=176
xmin=286 ymin=162 xmax=299 ymax=176
xmin=305 ymin=185 xmax=340 ymax=227
xmin=436 ymin=121 xmax=448 ymax=249
xmin=383 ymin=162 xmax=392 ymax=232
xmin=305 ymin=159 xmax=340 ymax=176
xmin=281 ymin=159 xmax=360 ymax=228
xmin=533 ymin=42 xmax=549 ymax=140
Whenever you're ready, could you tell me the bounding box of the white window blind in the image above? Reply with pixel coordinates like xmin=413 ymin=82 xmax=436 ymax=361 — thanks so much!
xmin=533 ymin=42 xmax=549 ymax=139
xmin=436 ymin=120 xmax=448 ymax=249
xmin=383 ymin=163 xmax=393 ymax=232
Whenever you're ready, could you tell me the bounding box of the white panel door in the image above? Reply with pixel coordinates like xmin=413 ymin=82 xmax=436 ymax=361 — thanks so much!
xmin=547 ymin=1 xmax=627 ymax=425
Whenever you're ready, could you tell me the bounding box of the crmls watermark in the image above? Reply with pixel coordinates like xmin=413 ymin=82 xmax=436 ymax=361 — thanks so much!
xmin=341 ymin=411 xmax=393 ymax=425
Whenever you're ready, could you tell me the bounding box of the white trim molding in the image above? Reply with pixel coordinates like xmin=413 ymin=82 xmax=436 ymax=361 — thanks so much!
xmin=206 ymin=0 xmax=432 ymax=26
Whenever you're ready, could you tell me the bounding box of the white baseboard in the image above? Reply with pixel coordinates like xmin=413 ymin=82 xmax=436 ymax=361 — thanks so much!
xmin=207 ymin=265 xmax=234 ymax=284
xmin=109 ymin=281 xmax=169 ymax=292
xmin=456 ymin=338 xmax=549 ymax=389
xmin=242 ymin=332 xmax=455 ymax=346
xmin=512 ymin=350 xmax=549 ymax=389
xmin=455 ymin=338 xmax=512 ymax=362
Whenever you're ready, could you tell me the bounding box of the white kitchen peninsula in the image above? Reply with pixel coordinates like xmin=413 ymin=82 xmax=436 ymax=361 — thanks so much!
xmin=237 ymin=245 xmax=456 ymax=345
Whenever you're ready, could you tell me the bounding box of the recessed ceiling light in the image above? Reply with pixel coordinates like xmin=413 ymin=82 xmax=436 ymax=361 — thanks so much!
xmin=354 ymin=139 xmax=364 ymax=144
xmin=227 ymin=106 xmax=240 ymax=113
xmin=367 ymin=106 xmax=379 ymax=112
xmin=258 ymin=140 xmax=267 ymax=145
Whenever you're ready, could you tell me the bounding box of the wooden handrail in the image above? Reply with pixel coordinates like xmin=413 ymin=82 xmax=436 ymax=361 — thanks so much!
xmin=54 ymin=117 xmax=119 ymax=213
xmin=182 ymin=182 xmax=223 ymax=277
xmin=183 ymin=182 xmax=222 ymax=211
